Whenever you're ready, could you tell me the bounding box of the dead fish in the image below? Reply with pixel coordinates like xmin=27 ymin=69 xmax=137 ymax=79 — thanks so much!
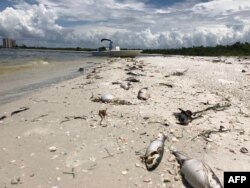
xmin=101 ymin=94 xmax=114 ymax=103
xmin=120 ymin=82 xmax=131 ymax=90
xmin=145 ymin=133 xmax=167 ymax=171
xmin=175 ymin=108 xmax=193 ymax=125
xmin=172 ymin=150 xmax=223 ymax=188
xmin=137 ymin=87 xmax=150 ymax=100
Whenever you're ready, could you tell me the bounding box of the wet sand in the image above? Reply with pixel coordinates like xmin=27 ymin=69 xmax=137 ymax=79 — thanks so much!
xmin=0 ymin=55 xmax=249 ymax=188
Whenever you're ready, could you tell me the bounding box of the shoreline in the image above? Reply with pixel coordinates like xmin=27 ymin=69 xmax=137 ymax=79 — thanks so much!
xmin=0 ymin=56 xmax=249 ymax=187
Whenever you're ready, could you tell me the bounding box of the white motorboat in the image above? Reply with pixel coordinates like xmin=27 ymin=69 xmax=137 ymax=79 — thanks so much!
xmin=92 ymin=38 xmax=141 ymax=58
xmin=92 ymin=49 xmax=142 ymax=58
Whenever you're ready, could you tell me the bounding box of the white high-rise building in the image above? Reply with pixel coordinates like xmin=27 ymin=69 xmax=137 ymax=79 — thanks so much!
xmin=2 ymin=38 xmax=16 ymax=48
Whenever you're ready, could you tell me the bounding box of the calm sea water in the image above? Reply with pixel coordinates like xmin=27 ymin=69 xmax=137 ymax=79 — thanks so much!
xmin=0 ymin=49 xmax=105 ymax=104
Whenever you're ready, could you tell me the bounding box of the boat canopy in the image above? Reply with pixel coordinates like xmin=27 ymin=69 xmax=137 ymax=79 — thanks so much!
xmin=101 ymin=38 xmax=112 ymax=42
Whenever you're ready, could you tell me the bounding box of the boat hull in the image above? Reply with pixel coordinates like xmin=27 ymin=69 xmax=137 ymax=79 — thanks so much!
xmin=92 ymin=50 xmax=141 ymax=58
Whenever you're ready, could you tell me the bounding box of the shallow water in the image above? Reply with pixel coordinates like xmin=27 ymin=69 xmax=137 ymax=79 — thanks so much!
xmin=0 ymin=49 xmax=106 ymax=104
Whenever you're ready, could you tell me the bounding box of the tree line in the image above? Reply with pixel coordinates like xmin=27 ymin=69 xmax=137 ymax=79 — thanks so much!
xmin=142 ymin=42 xmax=250 ymax=56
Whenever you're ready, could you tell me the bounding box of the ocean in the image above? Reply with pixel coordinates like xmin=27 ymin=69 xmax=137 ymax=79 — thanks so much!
xmin=0 ymin=49 xmax=105 ymax=104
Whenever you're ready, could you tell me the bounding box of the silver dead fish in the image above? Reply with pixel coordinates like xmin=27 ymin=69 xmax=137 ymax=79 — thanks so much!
xmin=145 ymin=133 xmax=167 ymax=171
xmin=172 ymin=150 xmax=223 ymax=188
xmin=137 ymin=87 xmax=150 ymax=100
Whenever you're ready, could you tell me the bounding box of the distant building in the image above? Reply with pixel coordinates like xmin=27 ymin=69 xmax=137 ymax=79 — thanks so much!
xmin=2 ymin=38 xmax=16 ymax=48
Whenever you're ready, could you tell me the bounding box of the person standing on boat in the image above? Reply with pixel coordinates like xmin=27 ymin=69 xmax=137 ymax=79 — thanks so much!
xmin=109 ymin=41 xmax=113 ymax=50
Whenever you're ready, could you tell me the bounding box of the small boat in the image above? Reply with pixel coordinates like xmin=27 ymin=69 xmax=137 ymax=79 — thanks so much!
xmin=92 ymin=39 xmax=141 ymax=58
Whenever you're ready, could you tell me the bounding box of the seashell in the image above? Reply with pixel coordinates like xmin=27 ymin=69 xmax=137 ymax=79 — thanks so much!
xmin=138 ymin=87 xmax=150 ymax=100
xmin=145 ymin=133 xmax=167 ymax=171
xmin=172 ymin=150 xmax=223 ymax=188
xmin=101 ymin=94 xmax=114 ymax=103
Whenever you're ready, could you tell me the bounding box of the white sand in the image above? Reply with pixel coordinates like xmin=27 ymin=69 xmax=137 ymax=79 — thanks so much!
xmin=0 ymin=55 xmax=249 ymax=188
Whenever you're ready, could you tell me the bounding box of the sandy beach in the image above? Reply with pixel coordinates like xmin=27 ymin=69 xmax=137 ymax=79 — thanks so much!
xmin=0 ymin=55 xmax=250 ymax=188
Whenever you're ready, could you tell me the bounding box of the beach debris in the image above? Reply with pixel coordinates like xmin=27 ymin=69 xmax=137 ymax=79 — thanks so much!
xmin=121 ymin=170 xmax=128 ymax=175
xmin=125 ymin=63 xmax=144 ymax=71
xmin=31 ymin=114 xmax=48 ymax=122
xmin=192 ymin=126 xmax=230 ymax=141
xmin=144 ymin=133 xmax=167 ymax=171
xmin=91 ymin=93 xmax=132 ymax=105
xmin=148 ymin=119 xmax=170 ymax=126
xmin=120 ymin=81 xmax=132 ymax=90
xmin=0 ymin=115 xmax=7 ymax=120
xmin=240 ymin=147 xmax=248 ymax=154
xmin=165 ymin=69 xmax=189 ymax=77
xmin=143 ymin=177 xmax=152 ymax=183
xmin=112 ymin=81 xmax=122 ymax=85
xmin=60 ymin=115 xmax=87 ymax=124
xmin=172 ymin=68 xmax=189 ymax=76
xmin=72 ymin=81 xmax=94 ymax=89
xmin=192 ymin=103 xmax=231 ymax=116
xmin=159 ymin=83 xmax=173 ymax=88
xmin=163 ymin=178 xmax=171 ymax=183
xmin=78 ymin=67 xmax=84 ymax=72
xmin=137 ymin=87 xmax=150 ymax=100
xmin=125 ymin=77 xmax=140 ymax=82
xmin=103 ymin=147 xmax=114 ymax=158
xmin=86 ymin=73 xmax=102 ymax=80
xmin=171 ymin=150 xmax=223 ymax=188
xmin=174 ymin=108 xmax=193 ymax=125
xmin=11 ymin=107 xmax=29 ymax=116
xmin=63 ymin=168 xmax=76 ymax=178
xmin=175 ymin=103 xmax=230 ymax=125
xmin=11 ymin=177 xmax=21 ymax=185
xmin=212 ymin=59 xmax=221 ymax=63
xmin=241 ymin=69 xmax=246 ymax=73
xmin=99 ymin=108 xmax=107 ymax=125
xmin=48 ymin=146 xmax=57 ymax=152
xmin=126 ymin=71 xmax=146 ymax=76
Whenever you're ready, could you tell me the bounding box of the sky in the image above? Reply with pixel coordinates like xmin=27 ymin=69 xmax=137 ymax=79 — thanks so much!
xmin=0 ymin=0 xmax=250 ymax=48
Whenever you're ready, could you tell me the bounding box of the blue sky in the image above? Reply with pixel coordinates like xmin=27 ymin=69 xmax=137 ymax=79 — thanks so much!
xmin=1 ymin=0 xmax=250 ymax=48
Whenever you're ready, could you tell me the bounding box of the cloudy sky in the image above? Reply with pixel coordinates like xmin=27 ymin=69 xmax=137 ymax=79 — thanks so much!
xmin=1 ymin=0 xmax=250 ymax=48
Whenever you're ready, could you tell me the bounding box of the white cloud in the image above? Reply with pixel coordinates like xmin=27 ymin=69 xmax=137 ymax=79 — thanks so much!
xmin=0 ymin=0 xmax=250 ymax=48
xmin=0 ymin=4 xmax=62 ymax=41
